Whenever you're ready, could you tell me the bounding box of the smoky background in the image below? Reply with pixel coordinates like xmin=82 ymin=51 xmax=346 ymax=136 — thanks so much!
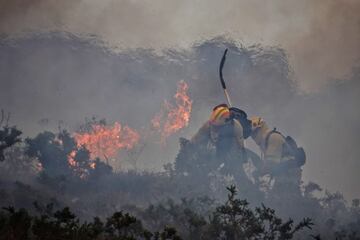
xmin=0 ymin=33 xmax=359 ymax=201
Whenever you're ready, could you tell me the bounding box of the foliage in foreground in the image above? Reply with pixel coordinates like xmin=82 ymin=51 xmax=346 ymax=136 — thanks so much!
xmin=1 ymin=121 xmax=359 ymax=239
xmin=0 ymin=185 xmax=314 ymax=240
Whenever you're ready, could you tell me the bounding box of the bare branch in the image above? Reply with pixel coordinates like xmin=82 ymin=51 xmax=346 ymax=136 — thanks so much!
xmin=0 ymin=109 xmax=4 ymax=126
xmin=5 ymin=111 xmax=11 ymax=126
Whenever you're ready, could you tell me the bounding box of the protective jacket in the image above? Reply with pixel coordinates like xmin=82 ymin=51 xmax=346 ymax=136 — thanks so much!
xmin=191 ymin=118 xmax=244 ymax=154
xmin=191 ymin=117 xmax=247 ymax=181
xmin=251 ymin=121 xmax=305 ymax=177
xmin=251 ymin=122 xmax=285 ymax=164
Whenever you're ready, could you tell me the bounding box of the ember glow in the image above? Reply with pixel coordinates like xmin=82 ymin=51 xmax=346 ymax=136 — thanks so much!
xmin=66 ymin=150 xmax=86 ymax=179
xmin=73 ymin=122 xmax=140 ymax=160
xmin=152 ymin=80 xmax=192 ymax=141
xmin=34 ymin=162 xmax=43 ymax=173
xmin=67 ymin=150 xmax=77 ymax=167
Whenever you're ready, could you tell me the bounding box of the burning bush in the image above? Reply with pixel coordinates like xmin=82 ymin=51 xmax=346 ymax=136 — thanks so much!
xmin=25 ymin=129 xmax=112 ymax=180
xmin=152 ymin=80 xmax=192 ymax=143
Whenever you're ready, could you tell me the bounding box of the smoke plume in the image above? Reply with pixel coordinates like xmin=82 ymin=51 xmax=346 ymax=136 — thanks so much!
xmin=0 ymin=0 xmax=359 ymax=92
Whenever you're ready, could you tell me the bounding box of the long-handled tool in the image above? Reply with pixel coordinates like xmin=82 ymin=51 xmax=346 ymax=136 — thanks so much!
xmin=219 ymin=48 xmax=232 ymax=107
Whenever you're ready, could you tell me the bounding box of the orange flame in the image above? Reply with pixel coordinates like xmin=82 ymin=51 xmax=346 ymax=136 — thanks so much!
xmin=73 ymin=122 xmax=140 ymax=160
xmin=152 ymin=80 xmax=192 ymax=142
xmin=67 ymin=150 xmax=90 ymax=179
xmin=66 ymin=80 xmax=190 ymax=177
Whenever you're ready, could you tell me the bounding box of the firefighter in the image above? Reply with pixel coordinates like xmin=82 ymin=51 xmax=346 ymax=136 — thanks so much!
xmin=190 ymin=104 xmax=248 ymax=179
xmin=191 ymin=104 xmax=244 ymax=154
xmin=250 ymin=116 xmax=305 ymax=193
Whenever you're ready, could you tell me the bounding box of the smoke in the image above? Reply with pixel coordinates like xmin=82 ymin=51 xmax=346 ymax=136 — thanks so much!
xmin=1 ymin=0 xmax=359 ymax=92
xmin=0 ymin=33 xmax=359 ymax=201
xmin=281 ymin=0 xmax=360 ymax=91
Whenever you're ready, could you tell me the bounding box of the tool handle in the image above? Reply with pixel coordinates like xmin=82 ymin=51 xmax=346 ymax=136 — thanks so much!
xmin=223 ymin=89 xmax=232 ymax=107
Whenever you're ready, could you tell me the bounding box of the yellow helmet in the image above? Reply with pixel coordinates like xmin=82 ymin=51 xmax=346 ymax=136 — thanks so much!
xmin=209 ymin=104 xmax=230 ymax=126
xmin=250 ymin=116 xmax=265 ymax=130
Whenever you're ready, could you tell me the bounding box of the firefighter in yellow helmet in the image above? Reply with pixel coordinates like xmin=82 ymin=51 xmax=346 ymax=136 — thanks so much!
xmin=250 ymin=116 xmax=305 ymax=193
xmin=191 ymin=104 xmax=244 ymax=153
xmin=190 ymin=104 xmax=248 ymax=179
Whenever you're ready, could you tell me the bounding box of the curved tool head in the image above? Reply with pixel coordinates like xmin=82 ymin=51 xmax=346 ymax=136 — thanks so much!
xmin=219 ymin=48 xmax=228 ymax=89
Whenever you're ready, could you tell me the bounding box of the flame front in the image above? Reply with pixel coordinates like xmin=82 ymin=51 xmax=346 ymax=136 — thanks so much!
xmin=152 ymin=80 xmax=192 ymax=142
xmin=73 ymin=122 xmax=140 ymax=160
xmin=66 ymin=80 xmax=191 ymax=177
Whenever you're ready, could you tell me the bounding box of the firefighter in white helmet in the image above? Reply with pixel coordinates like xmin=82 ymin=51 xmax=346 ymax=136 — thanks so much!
xmin=250 ymin=116 xmax=284 ymax=164
xmin=250 ymin=116 xmax=306 ymax=193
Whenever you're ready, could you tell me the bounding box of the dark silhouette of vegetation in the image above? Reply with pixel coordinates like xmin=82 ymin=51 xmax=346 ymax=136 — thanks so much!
xmin=0 ymin=110 xmax=22 ymax=161
xmin=25 ymin=131 xmax=74 ymax=176
xmin=0 ymin=204 xmax=182 ymax=240
xmin=25 ymin=129 xmax=112 ymax=180
xmin=0 ymin=122 xmax=359 ymax=239
xmin=204 ymin=185 xmax=313 ymax=240
xmin=0 ymin=186 xmax=314 ymax=240
xmin=0 ymin=118 xmax=358 ymax=239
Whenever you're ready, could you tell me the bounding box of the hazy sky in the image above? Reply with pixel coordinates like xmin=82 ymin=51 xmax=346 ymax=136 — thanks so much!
xmin=1 ymin=0 xmax=359 ymax=92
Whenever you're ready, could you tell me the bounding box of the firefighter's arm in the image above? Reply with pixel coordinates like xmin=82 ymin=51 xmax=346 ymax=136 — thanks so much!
xmin=190 ymin=122 xmax=210 ymax=145
xmin=233 ymin=119 xmax=245 ymax=149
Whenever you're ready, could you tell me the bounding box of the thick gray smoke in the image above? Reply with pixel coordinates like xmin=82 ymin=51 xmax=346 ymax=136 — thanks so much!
xmin=0 ymin=0 xmax=359 ymax=92
xmin=0 ymin=33 xmax=359 ymax=201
